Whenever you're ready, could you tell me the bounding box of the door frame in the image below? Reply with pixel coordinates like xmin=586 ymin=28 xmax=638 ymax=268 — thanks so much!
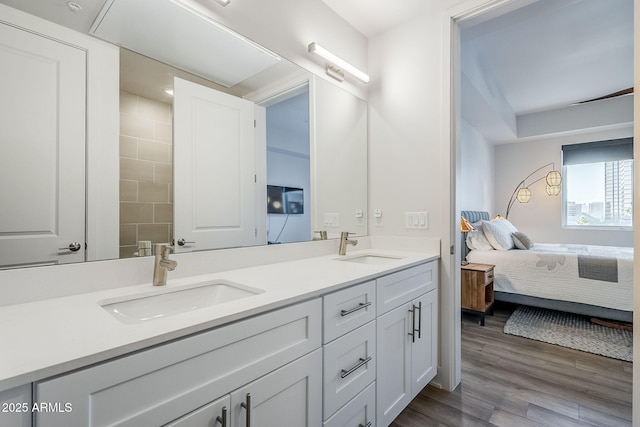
xmin=440 ymin=0 xmax=519 ymax=391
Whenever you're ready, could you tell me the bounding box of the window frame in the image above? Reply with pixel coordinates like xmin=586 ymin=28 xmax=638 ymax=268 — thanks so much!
xmin=561 ymin=138 xmax=633 ymax=231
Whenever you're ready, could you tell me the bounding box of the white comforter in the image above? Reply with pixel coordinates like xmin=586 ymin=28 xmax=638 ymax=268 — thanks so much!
xmin=466 ymin=243 xmax=633 ymax=311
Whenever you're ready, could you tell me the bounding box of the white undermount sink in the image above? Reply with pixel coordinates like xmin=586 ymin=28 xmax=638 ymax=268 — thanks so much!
xmin=337 ymin=254 xmax=403 ymax=265
xmin=99 ymin=280 xmax=264 ymax=324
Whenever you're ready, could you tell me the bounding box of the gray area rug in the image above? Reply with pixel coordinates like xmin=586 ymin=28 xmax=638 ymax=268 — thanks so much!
xmin=504 ymin=306 xmax=632 ymax=362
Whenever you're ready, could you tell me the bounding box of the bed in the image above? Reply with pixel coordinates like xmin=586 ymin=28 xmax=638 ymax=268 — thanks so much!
xmin=461 ymin=210 xmax=633 ymax=322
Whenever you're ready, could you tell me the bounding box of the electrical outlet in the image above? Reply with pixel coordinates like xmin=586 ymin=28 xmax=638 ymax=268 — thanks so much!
xmin=373 ymin=208 xmax=383 ymax=226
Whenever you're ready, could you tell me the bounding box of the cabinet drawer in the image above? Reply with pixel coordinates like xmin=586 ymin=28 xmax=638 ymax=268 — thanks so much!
xmin=323 ymin=321 xmax=376 ymax=419
xmin=323 ymin=382 xmax=375 ymax=427
xmin=323 ymin=280 xmax=376 ymax=343
xmin=484 ymin=268 xmax=495 ymax=285
xmin=164 ymin=395 xmax=229 ymax=427
xmin=377 ymin=262 xmax=437 ymax=314
xmin=35 ymin=299 xmax=321 ymax=427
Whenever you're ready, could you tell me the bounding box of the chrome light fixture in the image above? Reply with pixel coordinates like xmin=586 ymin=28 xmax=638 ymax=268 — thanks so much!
xmin=308 ymin=42 xmax=370 ymax=83
xmin=504 ymin=163 xmax=562 ymax=218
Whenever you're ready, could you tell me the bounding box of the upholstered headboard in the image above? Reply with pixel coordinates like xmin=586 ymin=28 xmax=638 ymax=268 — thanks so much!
xmin=460 ymin=210 xmax=490 ymax=262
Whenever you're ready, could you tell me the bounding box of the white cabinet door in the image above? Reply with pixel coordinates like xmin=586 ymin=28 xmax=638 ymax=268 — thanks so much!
xmin=376 ymin=289 xmax=438 ymax=427
xmin=411 ymin=290 xmax=438 ymax=397
xmin=376 ymin=303 xmax=412 ymax=427
xmin=0 ymin=22 xmax=86 ymax=268
xmin=0 ymin=384 xmax=31 ymax=427
xmin=173 ymin=77 xmax=256 ymax=252
xmin=231 ymin=349 xmax=322 ymax=427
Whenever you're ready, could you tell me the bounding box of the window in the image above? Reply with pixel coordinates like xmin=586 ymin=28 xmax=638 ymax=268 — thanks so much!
xmin=562 ymin=138 xmax=633 ymax=229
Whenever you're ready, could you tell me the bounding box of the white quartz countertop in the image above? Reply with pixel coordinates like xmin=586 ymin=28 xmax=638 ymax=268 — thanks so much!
xmin=0 ymin=249 xmax=438 ymax=392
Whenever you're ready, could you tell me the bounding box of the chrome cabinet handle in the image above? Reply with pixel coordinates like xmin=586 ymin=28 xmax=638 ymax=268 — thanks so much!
xmin=58 ymin=242 xmax=82 ymax=252
xmin=340 ymin=356 xmax=372 ymax=379
xmin=340 ymin=301 xmax=372 ymax=317
xmin=240 ymin=393 xmax=251 ymax=427
xmin=416 ymin=301 xmax=422 ymax=339
xmin=216 ymin=406 xmax=227 ymax=427
xmin=359 ymin=423 xmax=372 ymax=427
xmin=408 ymin=305 xmax=416 ymax=343
xmin=177 ymin=238 xmax=195 ymax=246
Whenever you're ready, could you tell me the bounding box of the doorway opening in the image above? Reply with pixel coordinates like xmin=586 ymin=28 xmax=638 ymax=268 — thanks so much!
xmin=260 ymin=83 xmax=311 ymax=244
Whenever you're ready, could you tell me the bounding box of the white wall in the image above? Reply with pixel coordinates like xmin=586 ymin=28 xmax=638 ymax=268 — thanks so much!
xmin=312 ymin=76 xmax=368 ymax=238
xmin=368 ymin=7 xmax=446 ymax=239
xmin=460 ymin=119 xmax=494 ymax=214
xmin=495 ymin=127 xmax=634 ymax=247
xmin=367 ymin=0 xmax=464 ymax=391
xmin=197 ymin=0 xmax=369 ymax=100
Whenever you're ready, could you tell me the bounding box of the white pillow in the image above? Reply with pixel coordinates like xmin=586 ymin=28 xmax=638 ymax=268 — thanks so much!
xmin=482 ymin=219 xmax=518 ymax=251
xmin=512 ymin=231 xmax=535 ymax=249
xmin=466 ymin=229 xmax=494 ymax=251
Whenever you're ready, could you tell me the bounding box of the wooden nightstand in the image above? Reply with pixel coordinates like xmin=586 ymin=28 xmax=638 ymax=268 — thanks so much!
xmin=461 ymin=263 xmax=495 ymax=326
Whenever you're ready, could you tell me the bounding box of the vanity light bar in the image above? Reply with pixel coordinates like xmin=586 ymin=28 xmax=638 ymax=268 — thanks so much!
xmin=308 ymin=42 xmax=370 ymax=84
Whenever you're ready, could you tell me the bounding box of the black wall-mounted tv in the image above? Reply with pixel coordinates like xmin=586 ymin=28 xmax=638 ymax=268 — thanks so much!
xmin=267 ymin=185 xmax=304 ymax=214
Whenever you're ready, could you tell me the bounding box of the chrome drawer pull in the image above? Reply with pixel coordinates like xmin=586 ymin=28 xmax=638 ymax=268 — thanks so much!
xmin=408 ymin=305 xmax=416 ymax=342
xmin=359 ymin=422 xmax=372 ymax=427
xmin=416 ymin=301 xmax=422 ymax=339
xmin=216 ymin=406 xmax=227 ymax=427
xmin=241 ymin=393 xmax=251 ymax=427
xmin=340 ymin=356 xmax=372 ymax=378
xmin=340 ymin=301 xmax=372 ymax=316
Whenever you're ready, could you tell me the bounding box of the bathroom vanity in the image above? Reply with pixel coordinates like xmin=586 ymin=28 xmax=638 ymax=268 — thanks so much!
xmin=0 ymin=249 xmax=438 ymax=427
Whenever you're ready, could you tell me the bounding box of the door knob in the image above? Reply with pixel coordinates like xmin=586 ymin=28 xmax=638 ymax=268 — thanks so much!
xmin=177 ymin=238 xmax=196 ymax=246
xmin=59 ymin=242 xmax=82 ymax=252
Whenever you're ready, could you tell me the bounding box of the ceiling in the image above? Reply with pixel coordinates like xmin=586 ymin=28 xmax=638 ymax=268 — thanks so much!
xmin=328 ymin=0 xmax=634 ymax=143
xmin=460 ymin=0 xmax=633 ymax=116
xmin=2 ymin=0 xmax=634 ymax=141
xmin=321 ymin=0 xmax=433 ymax=38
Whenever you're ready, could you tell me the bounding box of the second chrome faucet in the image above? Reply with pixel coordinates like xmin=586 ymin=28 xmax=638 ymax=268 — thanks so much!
xmin=153 ymin=243 xmax=177 ymax=286
xmin=338 ymin=232 xmax=358 ymax=255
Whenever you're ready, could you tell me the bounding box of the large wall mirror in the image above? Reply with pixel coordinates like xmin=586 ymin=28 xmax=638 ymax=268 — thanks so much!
xmin=0 ymin=0 xmax=367 ymax=268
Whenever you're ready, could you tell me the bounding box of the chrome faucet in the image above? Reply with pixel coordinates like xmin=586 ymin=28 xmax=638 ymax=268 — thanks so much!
xmin=314 ymin=230 xmax=328 ymax=240
xmin=338 ymin=232 xmax=358 ymax=255
xmin=153 ymin=243 xmax=177 ymax=286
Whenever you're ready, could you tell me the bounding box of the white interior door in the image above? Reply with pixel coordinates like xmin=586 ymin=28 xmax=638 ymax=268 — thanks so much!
xmin=0 ymin=22 xmax=86 ymax=268
xmin=173 ymin=77 xmax=256 ymax=252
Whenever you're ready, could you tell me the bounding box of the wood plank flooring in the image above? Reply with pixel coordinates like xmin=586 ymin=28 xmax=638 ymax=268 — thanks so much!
xmin=391 ymin=303 xmax=633 ymax=427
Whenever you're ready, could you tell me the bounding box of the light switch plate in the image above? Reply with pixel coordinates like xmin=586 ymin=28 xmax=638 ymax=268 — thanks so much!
xmin=323 ymin=213 xmax=340 ymax=227
xmin=405 ymin=212 xmax=428 ymax=229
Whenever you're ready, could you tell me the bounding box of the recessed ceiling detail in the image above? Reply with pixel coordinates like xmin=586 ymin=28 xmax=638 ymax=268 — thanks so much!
xmin=90 ymin=0 xmax=281 ymax=88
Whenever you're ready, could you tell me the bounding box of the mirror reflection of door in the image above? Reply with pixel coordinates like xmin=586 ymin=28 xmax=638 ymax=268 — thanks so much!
xmin=0 ymin=22 xmax=86 ymax=268
xmin=173 ymin=77 xmax=258 ymax=252
xmin=263 ymin=85 xmax=311 ymax=244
